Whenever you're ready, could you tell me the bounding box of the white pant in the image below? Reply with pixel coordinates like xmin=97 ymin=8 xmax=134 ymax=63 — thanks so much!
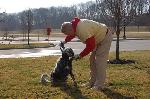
xmin=89 ymin=30 xmax=113 ymax=88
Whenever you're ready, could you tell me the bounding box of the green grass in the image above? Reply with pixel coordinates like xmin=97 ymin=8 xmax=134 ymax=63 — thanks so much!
xmin=0 ymin=43 xmax=54 ymax=50
xmin=118 ymin=32 xmax=150 ymax=39
xmin=0 ymin=50 xmax=150 ymax=99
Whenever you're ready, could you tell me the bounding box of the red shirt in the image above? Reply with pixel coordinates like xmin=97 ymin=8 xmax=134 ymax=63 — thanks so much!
xmin=65 ymin=17 xmax=95 ymax=58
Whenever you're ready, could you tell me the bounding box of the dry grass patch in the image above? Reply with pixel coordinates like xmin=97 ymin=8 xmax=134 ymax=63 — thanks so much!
xmin=0 ymin=43 xmax=54 ymax=49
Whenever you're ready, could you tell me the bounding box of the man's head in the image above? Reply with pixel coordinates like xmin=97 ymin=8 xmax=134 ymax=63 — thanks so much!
xmin=61 ymin=22 xmax=74 ymax=35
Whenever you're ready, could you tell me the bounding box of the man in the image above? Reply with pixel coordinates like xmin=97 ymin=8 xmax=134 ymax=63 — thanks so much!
xmin=60 ymin=17 xmax=113 ymax=90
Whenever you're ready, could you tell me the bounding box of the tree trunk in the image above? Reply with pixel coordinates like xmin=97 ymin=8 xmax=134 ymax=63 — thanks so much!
xmin=116 ymin=29 xmax=120 ymax=60
xmin=5 ymin=32 xmax=8 ymax=40
xmin=38 ymin=32 xmax=39 ymax=41
xmin=137 ymin=25 xmax=139 ymax=32
xmin=123 ymin=26 xmax=126 ymax=39
xmin=116 ymin=1 xmax=121 ymax=61
xmin=28 ymin=29 xmax=30 ymax=45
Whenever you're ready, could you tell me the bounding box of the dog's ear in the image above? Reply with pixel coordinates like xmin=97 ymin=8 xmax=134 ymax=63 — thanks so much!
xmin=60 ymin=41 xmax=65 ymax=49
xmin=60 ymin=47 xmax=64 ymax=52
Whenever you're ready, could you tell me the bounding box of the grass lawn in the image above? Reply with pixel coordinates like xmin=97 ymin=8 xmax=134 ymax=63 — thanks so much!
xmin=118 ymin=32 xmax=150 ymax=39
xmin=0 ymin=43 xmax=54 ymax=50
xmin=0 ymin=50 xmax=150 ymax=99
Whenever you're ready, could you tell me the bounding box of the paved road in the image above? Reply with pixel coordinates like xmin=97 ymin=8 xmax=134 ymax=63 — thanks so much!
xmin=0 ymin=37 xmax=150 ymax=58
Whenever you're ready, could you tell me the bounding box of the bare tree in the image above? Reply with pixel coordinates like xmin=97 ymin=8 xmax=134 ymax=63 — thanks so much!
xmin=20 ymin=12 xmax=27 ymax=41
xmin=27 ymin=9 xmax=33 ymax=45
xmin=0 ymin=11 xmax=9 ymax=41
xmin=96 ymin=0 xmax=139 ymax=63
xmin=0 ymin=11 xmax=5 ymax=23
xmin=77 ymin=1 xmax=97 ymax=19
xmin=135 ymin=0 xmax=149 ymax=32
xmin=19 ymin=9 xmax=33 ymax=45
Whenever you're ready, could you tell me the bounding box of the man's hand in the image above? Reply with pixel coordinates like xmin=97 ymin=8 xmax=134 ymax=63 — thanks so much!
xmin=73 ymin=54 xmax=81 ymax=60
xmin=58 ymin=41 xmax=66 ymax=48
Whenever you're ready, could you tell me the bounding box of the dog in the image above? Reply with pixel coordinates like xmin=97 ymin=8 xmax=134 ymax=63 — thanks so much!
xmin=50 ymin=42 xmax=77 ymax=86
xmin=41 ymin=42 xmax=77 ymax=86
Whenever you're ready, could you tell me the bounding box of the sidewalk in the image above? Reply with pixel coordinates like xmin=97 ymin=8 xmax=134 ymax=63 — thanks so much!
xmin=0 ymin=39 xmax=150 ymax=58
xmin=0 ymin=37 xmax=149 ymax=45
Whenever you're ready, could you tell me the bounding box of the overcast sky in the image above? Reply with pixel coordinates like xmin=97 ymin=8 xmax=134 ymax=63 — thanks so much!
xmin=0 ymin=0 xmax=94 ymax=13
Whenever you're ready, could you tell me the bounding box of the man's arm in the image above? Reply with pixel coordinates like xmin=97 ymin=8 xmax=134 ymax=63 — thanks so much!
xmin=65 ymin=35 xmax=75 ymax=43
xmin=79 ymin=36 xmax=96 ymax=58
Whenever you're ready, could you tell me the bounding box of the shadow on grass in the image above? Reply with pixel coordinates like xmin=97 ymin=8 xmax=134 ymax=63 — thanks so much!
xmin=107 ymin=59 xmax=135 ymax=64
xmin=101 ymin=87 xmax=137 ymax=99
xmin=56 ymin=83 xmax=89 ymax=99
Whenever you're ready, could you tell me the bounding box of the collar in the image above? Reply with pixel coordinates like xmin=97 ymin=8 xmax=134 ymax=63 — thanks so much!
xmin=71 ymin=17 xmax=80 ymax=33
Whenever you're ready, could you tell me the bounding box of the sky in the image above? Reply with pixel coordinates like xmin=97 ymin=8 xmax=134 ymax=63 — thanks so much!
xmin=0 ymin=0 xmax=93 ymax=13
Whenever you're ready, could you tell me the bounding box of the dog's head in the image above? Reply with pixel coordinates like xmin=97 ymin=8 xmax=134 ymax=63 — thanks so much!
xmin=62 ymin=47 xmax=74 ymax=58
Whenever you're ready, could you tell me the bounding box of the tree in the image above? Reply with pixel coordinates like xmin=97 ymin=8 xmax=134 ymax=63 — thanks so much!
xmin=33 ymin=8 xmax=50 ymax=29
xmin=135 ymin=0 xmax=148 ymax=32
xmin=19 ymin=12 xmax=27 ymax=41
xmin=1 ymin=12 xmax=9 ymax=40
xmin=77 ymin=1 xmax=97 ymax=19
xmin=0 ymin=11 xmax=5 ymax=23
xmin=19 ymin=9 xmax=33 ymax=45
xmin=96 ymin=0 xmax=139 ymax=63
xmin=26 ymin=9 xmax=33 ymax=45
xmin=0 ymin=11 xmax=10 ymax=41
